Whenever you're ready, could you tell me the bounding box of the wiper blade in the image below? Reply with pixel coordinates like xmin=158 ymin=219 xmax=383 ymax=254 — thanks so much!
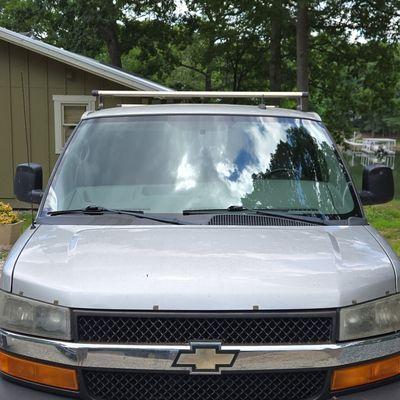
xmin=183 ymin=205 xmax=247 ymax=215
xmin=47 ymin=206 xmax=144 ymax=216
xmin=255 ymin=208 xmax=320 ymax=213
xmin=48 ymin=206 xmax=190 ymax=225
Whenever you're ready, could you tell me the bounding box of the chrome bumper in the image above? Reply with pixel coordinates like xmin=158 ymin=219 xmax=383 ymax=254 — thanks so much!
xmin=1 ymin=328 xmax=400 ymax=372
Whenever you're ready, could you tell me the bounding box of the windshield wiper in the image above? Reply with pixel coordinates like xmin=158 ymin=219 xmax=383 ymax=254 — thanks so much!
xmin=48 ymin=206 xmax=191 ymax=225
xmin=183 ymin=206 xmax=327 ymax=225
xmin=48 ymin=206 xmax=144 ymax=216
xmin=254 ymin=210 xmax=327 ymax=225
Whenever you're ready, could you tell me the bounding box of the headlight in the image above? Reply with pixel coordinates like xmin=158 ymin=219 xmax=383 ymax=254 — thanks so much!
xmin=0 ymin=291 xmax=71 ymax=340
xmin=340 ymin=293 xmax=400 ymax=341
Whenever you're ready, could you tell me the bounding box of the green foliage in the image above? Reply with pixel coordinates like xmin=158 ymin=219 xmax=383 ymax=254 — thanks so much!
xmin=20 ymin=211 xmax=35 ymax=231
xmin=1 ymin=0 xmax=177 ymax=67
xmin=365 ymin=201 xmax=400 ymax=256
xmin=0 ymin=0 xmax=399 ymax=138
xmin=310 ymin=36 xmax=400 ymax=141
xmin=0 ymin=250 xmax=7 ymax=262
xmin=0 ymin=0 xmax=47 ymax=36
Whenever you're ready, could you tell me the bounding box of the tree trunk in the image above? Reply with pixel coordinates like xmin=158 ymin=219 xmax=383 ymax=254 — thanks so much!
xmin=204 ymin=38 xmax=215 ymax=91
xmin=296 ymin=0 xmax=309 ymax=110
xmin=205 ymin=69 xmax=213 ymax=91
xmin=101 ymin=24 xmax=122 ymax=68
xmin=269 ymin=0 xmax=282 ymax=93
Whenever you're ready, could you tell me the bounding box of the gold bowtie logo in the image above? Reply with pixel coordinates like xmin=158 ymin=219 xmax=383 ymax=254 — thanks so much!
xmin=173 ymin=342 xmax=238 ymax=374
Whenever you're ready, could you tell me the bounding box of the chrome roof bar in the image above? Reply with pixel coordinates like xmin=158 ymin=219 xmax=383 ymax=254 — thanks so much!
xmin=91 ymin=90 xmax=309 ymax=111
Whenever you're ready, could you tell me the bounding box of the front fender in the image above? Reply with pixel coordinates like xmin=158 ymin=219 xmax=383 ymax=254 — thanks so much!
xmin=0 ymin=226 xmax=38 ymax=292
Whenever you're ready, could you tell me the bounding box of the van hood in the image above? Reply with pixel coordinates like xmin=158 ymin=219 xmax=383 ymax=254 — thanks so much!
xmin=9 ymin=224 xmax=396 ymax=310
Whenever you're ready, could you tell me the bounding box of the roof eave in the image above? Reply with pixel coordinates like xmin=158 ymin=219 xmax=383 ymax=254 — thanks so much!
xmin=0 ymin=27 xmax=171 ymax=92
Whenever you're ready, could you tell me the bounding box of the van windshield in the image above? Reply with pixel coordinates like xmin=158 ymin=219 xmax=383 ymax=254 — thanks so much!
xmin=42 ymin=114 xmax=360 ymax=219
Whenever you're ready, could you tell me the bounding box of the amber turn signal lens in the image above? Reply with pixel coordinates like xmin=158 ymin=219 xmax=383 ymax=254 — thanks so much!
xmin=0 ymin=351 xmax=78 ymax=391
xmin=332 ymin=354 xmax=400 ymax=391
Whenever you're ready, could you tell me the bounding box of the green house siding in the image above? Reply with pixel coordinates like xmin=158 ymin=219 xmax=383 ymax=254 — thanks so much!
xmin=0 ymin=40 xmax=141 ymax=206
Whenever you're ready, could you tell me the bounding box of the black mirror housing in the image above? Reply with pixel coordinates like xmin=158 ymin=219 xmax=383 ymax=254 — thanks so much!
xmin=14 ymin=163 xmax=43 ymax=204
xmin=359 ymin=164 xmax=394 ymax=206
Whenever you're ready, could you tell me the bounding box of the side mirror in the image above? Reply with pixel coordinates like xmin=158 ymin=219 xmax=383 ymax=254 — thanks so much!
xmin=359 ymin=164 xmax=394 ymax=206
xmin=14 ymin=163 xmax=43 ymax=204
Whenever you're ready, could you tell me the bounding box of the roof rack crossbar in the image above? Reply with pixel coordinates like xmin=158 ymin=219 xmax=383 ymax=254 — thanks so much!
xmin=91 ymin=90 xmax=309 ymax=110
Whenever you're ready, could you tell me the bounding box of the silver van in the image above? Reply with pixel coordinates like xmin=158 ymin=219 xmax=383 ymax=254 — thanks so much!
xmin=1 ymin=91 xmax=399 ymax=400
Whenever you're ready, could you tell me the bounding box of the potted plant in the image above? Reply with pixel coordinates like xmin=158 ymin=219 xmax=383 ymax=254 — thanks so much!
xmin=0 ymin=202 xmax=23 ymax=250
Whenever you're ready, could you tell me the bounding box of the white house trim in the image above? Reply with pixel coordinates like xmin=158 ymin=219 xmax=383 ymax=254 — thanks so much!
xmin=53 ymin=95 xmax=96 ymax=154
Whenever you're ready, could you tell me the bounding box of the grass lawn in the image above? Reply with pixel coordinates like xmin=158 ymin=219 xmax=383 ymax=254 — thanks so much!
xmin=20 ymin=211 xmax=35 ymax=231
xmin=365 ymin=200 xmax=400 ymax=256
xmin=1 ymin=205 xmax=399 ymax=263
xmin=0 ymin=251 xmax=7 ymax=263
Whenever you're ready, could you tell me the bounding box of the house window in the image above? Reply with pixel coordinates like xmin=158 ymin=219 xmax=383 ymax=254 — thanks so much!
xmin=53 ymin=95 xmax=96 ymax=153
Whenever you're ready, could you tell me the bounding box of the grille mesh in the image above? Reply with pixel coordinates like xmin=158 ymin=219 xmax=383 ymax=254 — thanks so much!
xmin=208 ymin=214 xmax=314 ymax=226
xmin=76 ymin=314 xmax=333 ymax=344
xmin=84 ymin=370 xmax=327 ymax=400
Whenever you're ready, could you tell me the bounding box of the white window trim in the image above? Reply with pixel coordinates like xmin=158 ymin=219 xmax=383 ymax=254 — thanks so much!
xmin=53 ymin=95 xmax=96 ymax=154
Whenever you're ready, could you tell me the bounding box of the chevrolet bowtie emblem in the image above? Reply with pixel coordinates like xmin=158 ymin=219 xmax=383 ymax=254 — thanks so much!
xmin=172 ymin=342 xmax=238 ymax=374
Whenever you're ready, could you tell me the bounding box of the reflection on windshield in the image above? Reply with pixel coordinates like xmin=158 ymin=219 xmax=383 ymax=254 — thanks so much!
xmin=42 ymin=115 xmax=360 ymax=219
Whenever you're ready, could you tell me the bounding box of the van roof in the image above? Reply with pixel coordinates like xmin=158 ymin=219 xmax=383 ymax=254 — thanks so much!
xmin=82 ymin=103 xmax=322 ymax=122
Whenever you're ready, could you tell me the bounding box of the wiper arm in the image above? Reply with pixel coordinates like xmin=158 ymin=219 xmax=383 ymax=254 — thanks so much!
xmin=48 ymin=206 xmax=191 ymax=225
xmin=254 ymin=209 xmax=327 ymax=225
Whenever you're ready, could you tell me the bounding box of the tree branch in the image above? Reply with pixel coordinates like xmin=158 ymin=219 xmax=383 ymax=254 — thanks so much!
xmin=179 ymin=62 xmax=207 ymax=76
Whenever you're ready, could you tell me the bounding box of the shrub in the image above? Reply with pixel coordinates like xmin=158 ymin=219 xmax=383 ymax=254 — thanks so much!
xmin=0 ymin=202 xmax=19 ymax=225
